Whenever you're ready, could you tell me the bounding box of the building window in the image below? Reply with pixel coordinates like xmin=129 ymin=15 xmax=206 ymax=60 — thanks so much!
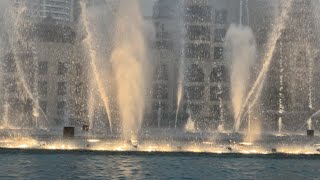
xmin=185 ymin=43 xmax=210 ymax=59
xmin=215 ymin=10 xmax=227 ymax=24
xmin=152 ymin=102 xmax=168 ymax=111
xmin=210 ymin=87 xmax=221 ymax=101
xmin=57 ymin=101 xmax=66 ymax=116
xmin=3 ymin=53 xmax=16 ymax=73
xmin=38 ymin=81 xmax=48 ymax=96
xmin=184 ymin=86 xmax=205 ymax=100
xmin=153 ymin=84 xmax=169 ymax=99
xmin=214 ymin=47 xmax=224 ymax=59
xmin=211 ymin=105 xmax=221 ymax=120
xmin=184 ymin=104 xmax=202 ymax=116
xmin=57 ymin=82 xmax=67 ymax=95
xmin=186 ymin=64 xmax=205 ymax=82
xmin=38 ymin=61 xmax=48 ymax=75
xmin=154 ymin=64 xmax=168 ymax=81
xmin=210 ymin=66 xmax=227 ymax=82
xmin=57 ymin=101 xmax=66 ymax=109
xmin=58 ymin=62 xmax=68 ymax=75
xmin=186 ymin=25 xmax=211 ymax=41
xmin=39 ymin=101 xmax=47 ymax=114
xmin=214 ymin=29 xmax=226 ymax=42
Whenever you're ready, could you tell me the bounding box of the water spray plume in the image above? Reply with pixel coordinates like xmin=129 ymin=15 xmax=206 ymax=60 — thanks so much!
xmin=80 ymin=2 xmax=113 ymax=133
xmin=235 ymin=0 xmax=293 ymax=132
xmin=111 ymin=0 xmax=148 ymax=140
xmin=226 ymin=24 xmax=257 ymax=132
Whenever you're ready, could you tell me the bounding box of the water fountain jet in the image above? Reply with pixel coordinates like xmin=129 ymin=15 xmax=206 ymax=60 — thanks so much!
xmin=235 ymin=0 xmax=293 ymax=132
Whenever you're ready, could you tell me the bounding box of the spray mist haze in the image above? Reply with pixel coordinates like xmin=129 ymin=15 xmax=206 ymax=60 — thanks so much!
xmin=226 ymin=24 xmax=257 ymax=132
xmin=111 ymin=0 xmax=149 ymax=140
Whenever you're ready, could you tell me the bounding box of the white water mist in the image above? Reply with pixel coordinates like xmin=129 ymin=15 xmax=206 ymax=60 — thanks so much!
xmin=175 ymin=0 xmax=186 ymax=129
xmin=111 ymin=0 xmax=149 ymax=140
xmin=226 ymin=24 xmax=257 ymax=132
xmin=235 ymin=0 xmax=293 ymax=132
xmin=80 ymin=1 xmax=113 ymax=132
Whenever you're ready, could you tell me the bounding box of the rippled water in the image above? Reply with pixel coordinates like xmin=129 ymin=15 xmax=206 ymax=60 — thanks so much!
xmin=0 ymin=150 xmax=319 ymax=179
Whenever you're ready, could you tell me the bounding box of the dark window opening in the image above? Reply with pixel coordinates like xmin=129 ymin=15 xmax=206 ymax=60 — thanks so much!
xmin=3 ymin=53 xmax=16 ymax=73
xmin=57 ymin=82 xmax=67 ymax=95
xmin=57 ymin=101 xmax=66 ymax=116
xmin=215 ymin=10 xmax=227 ymax=24
xmin=185 ymin=43 xmax=210 ymax=59
xmin=58 ymin=62 xmax=68 ymax=75
xmin=210 ymin=66 xmax=228 ymax=82
xmin=184 ymin=86 xmax=205 ymax=100
xmin=38 ymin=61 xmax=48 ymax=75
xmin=154 ymin=64 xmax=168 ymax=81
xmin=214 ymin=47 xmax=223 ymax=59
xmin=153 ymin=84 xmax=169 ymax=99
xmin=38 ymin=81 xmax=48 ymax=96
xmin=210 ymin=87 xmax=221 ymax=101
xmin=214 ymin=29 xmax=226 ymax=42
xmin=186 ymin=64 xmax=205 ymax=82
xmin=186 ymin=25 xmax=211 ymax=41
xmin=39 ymin=101 xmax=47 ymax=114
xmin=152 ymin=102 xmax=169 ymax=111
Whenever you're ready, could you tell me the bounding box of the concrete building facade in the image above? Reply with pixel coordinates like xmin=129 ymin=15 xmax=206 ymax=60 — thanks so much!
xmin=152 ymin=0 xmax=240 ymax=130
xmin=0 ymin=0 xmax=87 ymax=128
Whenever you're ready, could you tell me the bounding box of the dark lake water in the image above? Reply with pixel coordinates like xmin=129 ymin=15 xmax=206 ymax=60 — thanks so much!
xmin=0 ymin=149 xmax=319 ymax=180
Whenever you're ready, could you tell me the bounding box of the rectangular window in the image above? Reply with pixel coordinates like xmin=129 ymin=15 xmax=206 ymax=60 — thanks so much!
xmin=214 ymin=29 xmax=226 ymax=42
xmin=210 ymin=87 xmax=221 ymax=101
xmin=57 ymin=101 xmax=66 ymax=116
xmin=153 ymin=84 xmax=169 ymax=99
xmin=184 ymin=86 xmax=205 ymax=100
xmin=38 ymin=81 xmax=48 ymax=96
xmin=39 ymin=101 xmax=47 ymax=114
xmin=57 ymin=101 xmax=66 ymax=109
xmin=38 ymin=61 xmax=48 ymax=75
xmin=57 ymin=82 xmax=67 ymax=95
xmin=214 ymin=47 xmax=224 ymax=59
xmin=58 ymin=62 xmax=68 ymax=75
xmin=4 ymin=54 xmax=16 ymax=73
xmin=185 ymin=43 xmax=210 ymax=59
xmin=186 ymin=25 xmax=211 ymax=41
xmin=215 ymin=10 xmax=227 ymax=24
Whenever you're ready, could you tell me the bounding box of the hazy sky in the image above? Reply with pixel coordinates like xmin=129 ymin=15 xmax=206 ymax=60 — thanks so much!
xmin=141 ymin=0 xmax=156 ymax=16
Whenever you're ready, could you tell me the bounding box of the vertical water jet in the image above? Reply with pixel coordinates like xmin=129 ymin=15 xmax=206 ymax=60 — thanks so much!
xmin=175 ymin=0 xmax=186 ymax=129
xmin=226 ymin=24 xmax=257 ymax=132
xmin=80 ymin=1 xmax=113 ymax=133
xmin=111 ymin=0 xmax=149 ymax=141
xmin=278 ymin=42 xmax=284 ymax=134
xmin=235 ymin=0 xmax=293 ymax=131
